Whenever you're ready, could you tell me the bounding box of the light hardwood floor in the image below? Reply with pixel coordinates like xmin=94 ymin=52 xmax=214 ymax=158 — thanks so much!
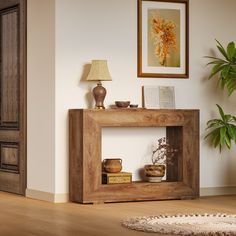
xmin=0 ymin=193 xmax=235 ymax=236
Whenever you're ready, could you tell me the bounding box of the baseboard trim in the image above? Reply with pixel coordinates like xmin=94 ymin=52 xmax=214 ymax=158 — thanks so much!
xmin=26 ymin=187 xmax=236 ymax=202
xmin=200 ymin=186 xmax=236 ymax=196
xmin=26 ymin=188 xmax=69 ymax=203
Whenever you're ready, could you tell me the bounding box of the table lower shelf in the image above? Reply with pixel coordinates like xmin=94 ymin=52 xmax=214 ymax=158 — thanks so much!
xmin=76 ymin=181 xmax=198 ymax=204
xmin=102 ymin=179 xmax=176 ymax=186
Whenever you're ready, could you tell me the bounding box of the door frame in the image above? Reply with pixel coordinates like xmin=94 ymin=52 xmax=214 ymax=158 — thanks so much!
xmin=19 ymin=0 xmax=27 ymax=195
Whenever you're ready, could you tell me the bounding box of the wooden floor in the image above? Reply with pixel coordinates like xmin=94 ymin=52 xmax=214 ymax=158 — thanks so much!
xmin=0 ymin=193 xmax=235 ymax=236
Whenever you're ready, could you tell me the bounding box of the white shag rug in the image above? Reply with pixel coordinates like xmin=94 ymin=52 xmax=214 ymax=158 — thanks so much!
xmin=122 ymin=213 xmax=236 ymax=235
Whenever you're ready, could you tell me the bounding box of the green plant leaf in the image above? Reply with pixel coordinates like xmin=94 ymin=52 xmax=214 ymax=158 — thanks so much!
xmin=206 ymin=40 xmax=236 ymax=96
xmin=229 ymin=71 xmax=236 ymax=76
xmin=216 ymin=39 xmax=229 ymax=60
xmin=227 ymin=42 xmax=235 ymax=61
xmin=220 ymin=76 xmax=227 ymax=89
xmin=216 ymin=104 xmax=226 ymax=122
xmin=230 ymin=68 xmax=235 ymax=73
xmin=217 ymin=46 xmax=229 ymax=61
xmin=226 ymin=78 xmax=236 ymax=96
xmin=206 ymin=118 xmax=224 ymax=126
xmin=225 ymin=133 xmax=231 ymax=149
xmin=204 ymin=41 xmax=236 ymax=150
xmin=220 ymin=126 xmax=227 ymax=147
xmin=234 ymin=48 xmax=236 ymax=61
xmin=208 ymin=64 xmax=225 ymax=79
xmin=227 ymin=125 xmax=236 ymax=141
xmin=206 ymin=127 xmax=221 ymax=150
xmin=204 ymin=127 xmax=221 ymax=140
xmin=221 ymin=65 xmax=231 ymax=79
xmin=204 ymin=56 xmax=227 ymax=63
xmin=206 ymin=60 xmax=225 ymax=66
xmin=224 ymin=114 xmax=233 ymax=122
xmin=213 ymin=134 xmax=221 ymax=148
xmin=233 ymin=125 xmax=236 ymax=143
xmin=206 ymin=121 xmax=225 ymax=131
xmin=205 ymin=127 xmax=221 ymax=140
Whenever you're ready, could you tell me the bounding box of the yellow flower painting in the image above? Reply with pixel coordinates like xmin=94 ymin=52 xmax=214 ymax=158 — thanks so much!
xmin=148 ymin=9 xmax=180 ymax=67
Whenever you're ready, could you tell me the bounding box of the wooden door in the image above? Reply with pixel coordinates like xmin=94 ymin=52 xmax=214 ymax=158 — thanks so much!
xmin=0 ymin=0 xmax=26 ymax=194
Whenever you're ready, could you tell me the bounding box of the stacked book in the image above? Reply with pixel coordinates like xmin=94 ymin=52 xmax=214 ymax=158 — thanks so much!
xmin=102 ymin=172 xmax=132 ymax=184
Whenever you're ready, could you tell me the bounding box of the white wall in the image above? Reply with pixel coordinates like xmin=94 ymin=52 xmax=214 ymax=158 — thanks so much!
xmin=27 ymin=0 xmax=56 ymax=193
xmin=54 ymin=0 xmax=236 ymax=194
xmin=189 ymin=0 xmax=236 ymax=187
xmin=29 ymin=0 xmax=236 ymax=197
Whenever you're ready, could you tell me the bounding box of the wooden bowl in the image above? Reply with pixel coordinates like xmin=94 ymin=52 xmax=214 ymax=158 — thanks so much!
xmin=115 ymin=101 xmax=130 ymax=108
xmin=103 ymin=158 xmax=122 ymax=173
xmin=144 ymin=164 xmax=166 ymax=177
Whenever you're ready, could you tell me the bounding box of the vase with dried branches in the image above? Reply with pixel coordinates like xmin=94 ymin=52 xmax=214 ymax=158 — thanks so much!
xmin=144 ymin=137 xmax=178 ymax=182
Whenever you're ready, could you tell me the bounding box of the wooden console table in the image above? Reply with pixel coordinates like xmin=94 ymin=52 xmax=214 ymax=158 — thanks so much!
xmin=69 ymin=109 xmax=199 ymax=204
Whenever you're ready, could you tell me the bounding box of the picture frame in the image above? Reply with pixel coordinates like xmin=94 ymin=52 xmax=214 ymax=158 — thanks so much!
xmin=138 ymin=0 xmax=189 ymax=78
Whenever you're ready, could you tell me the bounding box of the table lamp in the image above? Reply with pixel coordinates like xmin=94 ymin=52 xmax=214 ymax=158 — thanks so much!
xmin=86 ymin=60 xmax=112 ymax=109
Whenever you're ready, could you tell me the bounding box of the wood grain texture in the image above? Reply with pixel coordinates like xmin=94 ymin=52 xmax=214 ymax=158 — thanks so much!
xmin=69 ymin=109 xmax=199 ymax=203
xmin=1 ymin=143 xmax=19 ymax=171
xmin=0 ymin=0 xmax=27 ymax=195
xmin=166 ymin=126 xmax=183 ymax=182
xmin=69 ymin=110 xmax=83 ymax=202
xmin=18 ymin=0 xmax=27 ymax=195
xmin=0 ymin=192 xmax=235 ymax=236
xmin=0 ymin=0 xmax=20 ymax=9
xmin=1 ymin=9 xmax=19 ymax=126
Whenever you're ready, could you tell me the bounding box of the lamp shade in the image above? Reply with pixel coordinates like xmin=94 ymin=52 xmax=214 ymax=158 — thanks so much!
xmin=86 ymin=60 xmax=112 ymax=81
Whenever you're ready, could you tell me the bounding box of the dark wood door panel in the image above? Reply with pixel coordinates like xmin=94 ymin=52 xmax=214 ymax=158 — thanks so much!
xmin=0 ymin=0 xmax=20 ymax=9
xmin=0 ymin=130 xmax=20 ymax=141
xmin=0 ymin=142 xmax=19 ymax=172
xmin=0 ymin=171 xmax=20 ymax=193
xmin=0 ymin=0 xmax=26 ymax=195
xmin=1 ymin=6 xmax=19 ymax=128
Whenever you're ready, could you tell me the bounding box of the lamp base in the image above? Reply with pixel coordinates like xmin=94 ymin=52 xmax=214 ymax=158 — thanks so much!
xmin=95 ymin=105 xmax=105 ymax=110
xmin=93 ymin=81 xmax=107 ymax=109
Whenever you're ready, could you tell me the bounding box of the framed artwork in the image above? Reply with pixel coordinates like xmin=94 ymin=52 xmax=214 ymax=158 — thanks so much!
xmin=138 ymin=0 xmax=189 ymax=78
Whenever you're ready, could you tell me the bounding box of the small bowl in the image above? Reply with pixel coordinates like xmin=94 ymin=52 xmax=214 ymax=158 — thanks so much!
xmin=144 ymin=164 xmax=166 ymax=177
xmin=130 ymin=104 xmax=138 ymax=108
xmin=115 ymin=101 xmax=130 ymax=108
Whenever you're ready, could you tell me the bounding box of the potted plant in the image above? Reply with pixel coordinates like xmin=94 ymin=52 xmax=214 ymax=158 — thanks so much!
xmin=205 ymin=40 xmax=236 ymax=151
xmin=144 ymin=137 xmax=178 ymax=182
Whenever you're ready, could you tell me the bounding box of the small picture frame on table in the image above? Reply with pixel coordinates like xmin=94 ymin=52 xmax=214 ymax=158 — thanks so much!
xmin=142 ymin=86 xmax=175 ymax=109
